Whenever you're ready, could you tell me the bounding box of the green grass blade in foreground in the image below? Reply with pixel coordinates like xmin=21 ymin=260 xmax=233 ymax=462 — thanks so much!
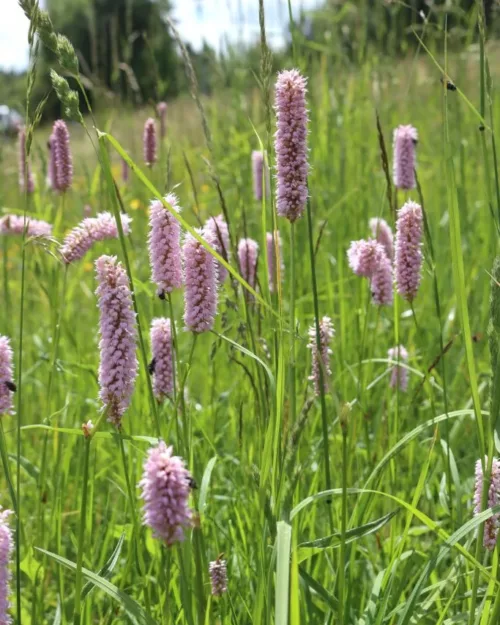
xmin=276 ymin=521 xmax=292 ymax=625
xmin=198 ymin=456 xmax=217 ymax=516
xmin=36 ymin=548 xmax=158 ymax=625
xmin=81 ymin=533 xmax=125 ymax=601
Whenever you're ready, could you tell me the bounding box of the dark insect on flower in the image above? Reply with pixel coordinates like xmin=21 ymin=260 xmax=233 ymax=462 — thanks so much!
xmin=5 ymin=381 xmax=16 ymax=392
xmin=188 ymin=477 xmax=198 ymax=490
xmin=148 ymin=358 xmax=156 ymax=375
xmin=479 ymin=124 xmax=486 ymax=132
xmin=158 ymin=291 xmax=166 ymax=300
xmin=472 ymin=333 xmax=483 ymax=343
xmin=441 ymin=77 xmax=456 ymax=91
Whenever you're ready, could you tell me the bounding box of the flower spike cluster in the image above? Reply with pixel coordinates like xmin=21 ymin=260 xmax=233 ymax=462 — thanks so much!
xmin=394 ymin=201 xmax=423 ymax=301
xmin=347 ymin=239 xmax=393 ymax=306
xmin=52 ymin=119 xmax=73 ymax=192
xmin=393 ymin=124 xmax=418 ymax=190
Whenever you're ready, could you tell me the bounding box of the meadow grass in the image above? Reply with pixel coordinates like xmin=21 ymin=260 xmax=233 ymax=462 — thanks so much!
xmin=2 ymin=5 xmax=500 ymax=624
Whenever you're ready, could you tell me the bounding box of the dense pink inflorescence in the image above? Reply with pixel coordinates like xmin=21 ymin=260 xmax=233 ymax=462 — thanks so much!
xmin=143 ymin=118 xmax=157 ymax=166
xmin=183 ymin=229 xmax=218 ymax=333
xmin=0 ymin=337 xmax=14 ymax=416
xmin=157 ymin=102 xmax=168 ymax=139
xmin=95 ymin=255 xmax=138 ymax=427
xmin=18 ymin=127 xmax=34 ymax=194
xmin=307 ymin=316 xmax=334 ymax=396
xmin=393 ymin=124 xmax=418 ymax=190
xmin=47 ymin=134 xmax=57 ymax=190
xmin=474 ymin=458 xmax=500 ymax=551
xmin=52 ymin=120 xmax=73 ymax=192
xmin=148 ymin=195 xmax=183 ymax=298
xmin=150 ymin=318 xmax=174 ymax=400
xmin=61 ymin=212 xmax=132 ymax=264
xmin=0 ymin=508 xmax=13 ymax=625
xmin=139 ymin=441 xmax=193 ymax=545
xmin=252 ymin=151 xmax=269 ymax=201
xmin=275 ymin=69 xmax=309 ymax=222
xmin=238 ymin=238 xmax=259 ymax=299
xmin=209 ymin=558 xmax=228 ymax=596
xmin=394 ymin=201 xmax=423 ymax=301
xmin=266 ymin=231 xmax=283 ymax=293
xmin=347 ymin=239 xmax=393 ymax=306
xmin=0 ymin=215 xmax=52 ymax=238
xmin=369 ymin=218 xmax=394 ymax=259
xmin=205 ymin=214 xmax=230 ymax=283
xmin=388 ymin=345 xmax=409 ymax=391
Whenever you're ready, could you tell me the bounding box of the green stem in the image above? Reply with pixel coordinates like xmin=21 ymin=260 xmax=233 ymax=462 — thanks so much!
xmin=338 ymin=428 xmax=348 ymax=625
xmin=289 ymin=222 xmax=296 ymax=428
xmin=73 ymin=437 xmax=91 ymax=625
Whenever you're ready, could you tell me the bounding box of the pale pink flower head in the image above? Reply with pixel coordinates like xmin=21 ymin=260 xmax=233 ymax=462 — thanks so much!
xmin=371 ymin=251 xmax=393 ymax=306
xmin=157 ymin=102 xmax=168 ymax=139
xmin=474 ymin=457 xmax=500 ymax=551
xmin=148 ymin=195 xmax=183 ymax=298
xmin=150 ymin=318 xmax=174 ymax=401
xmin=274 ymin=69 xmax=309 ymax=222
xmin=52 ymin=119 xmax=73 ymax=192
xmin=0 ymin=215 xmax=52 ymax=238
xmin=393 ymin=124 xmax=418 ymax=190
xmin=266 ymin=231 xmax=283 ymax=293
xmin=0 ymin=507 xmax=13 ymax=625
xmin=238 ymin=238 xmax=259 ymax=288
xmin=95 ymin=255 xmax=138 ymax=427
xmin=209 ymin=558 xmax=228 ymax=596
xmin=204 ymin=214 xmax=230 ymax=283
xmin=0 ymin=336 xmax=15 ymax=416
xmin=61 ymin=212 xmax=132 ymax=264
xmin=387 ymin=345 xmax=409 ymax=391
xmin=395 ymin=201 xmax=423 ymax=301
xmin=347 ymin=239 xmax=393 ymax=306
xmin=307 ymin=316 xmax=334 ymax=396
xmin=252 ymin=151 xmax=269 ymax=201
xmin=143 ymin=118 xmax=157 ymax=167
xmin=18 ymin=126 xmax=35 ymax=194
xmin=183 ymin=229 xmax=218 ymax=333
xmin=139 ymin=441 xmax=193 ymax=545
xmin=369 ymin=217 xmax=394 ymax=259
xmin=47 ymin=134 xmax=57 ymax=190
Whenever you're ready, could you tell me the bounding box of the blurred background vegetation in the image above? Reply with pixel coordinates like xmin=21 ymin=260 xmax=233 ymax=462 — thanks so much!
xmin=2 ymin=0 xmax=500 ymax=119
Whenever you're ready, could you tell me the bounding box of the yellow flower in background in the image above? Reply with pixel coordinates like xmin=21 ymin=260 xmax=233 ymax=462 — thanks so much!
xmin=83 ymin=261 xmax=93 ymax=273
xmin=130 ymin=199 xmax=142 ymax=211
xmin=112 ymin=164 xmax=121 ymax=179
xmin=201 ymin=184 xmax=210 ymax=193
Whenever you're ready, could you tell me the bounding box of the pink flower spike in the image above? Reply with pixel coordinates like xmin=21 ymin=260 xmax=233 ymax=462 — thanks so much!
xmin=0 ymin=215 xmax=52 ymax=238
xmin=139 ymin=441 xmax=193 ymax=545
xmin=47 ymin=134 xmax=57 ymax=190
xmin=474 ymin=457 xmax=500 ymax=551
xmin=0 ymin=508 xmax=13 ymax=625
xmin=143 ymin=118 xmax=157 ymax=166
xmin=252 ymin=151 xmax=269 ymax=201
xmin=393 ymin=124 xmax=418 ymax=190
xmin=266 ymin=231 xmax=283 ymax=293
xmin=395 ymin=201 xmax=423 ymax=301
xmin=347 ymin=239 xmax=393 ymax=306
xmin=95 ymin=255 xmax=138 ymax=427
xmin=52 ymin=120 xmax=73 ymax=192
xmin=18 ymin=127 xmax=34 ymax=194
xmin=0 ymin=336 xmax=15 ymax=416
xmin=275 ymin=69 xmax=309 ymax=222
xmin=209 ymin=558 xmax=228 ymax=596
xmin=307 ymin=317 xmax=334 ymax=396
xmin=157 ymin=102 xmax=168 ymax=139
xmin=61 ymin=212 xmax=132 ymax=264
xmin=369 ymin=217 xmax=393 ymax=259
xmin=150 ymin=318 xmax=174 ymax=400
xmin=204 ymin=214 xmax=230 ymax=283
xmin=387 ymin=345 xmax=409 ymax=391
xmin=183 ymin=229 xmax=218 ymax=333
xmin=238 ymin=238 xmax=259 ymax=299
xmin=148 ymin=195 xmax=183 ymax=298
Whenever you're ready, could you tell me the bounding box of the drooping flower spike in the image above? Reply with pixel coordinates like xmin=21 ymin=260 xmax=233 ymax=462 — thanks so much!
xmin=52 ymin=119 xmax=73 ymax=192
xmin=148 ymin=195 xmax=183 ymax=298
xmin=394 ymin=201 xmax=423 ymax=302
xmin=61 ymin=212 xmax=132 ymax=264
xmin=139 ymin=441 xmax=193 ymax=545
xmin=474 ymin=457 xmax=500 ymax=551
xmin=307 ymin=317 xmax=334 ymax=396
xmin=275 ymin=69 xmax=309 ymax=222
xmin=393 ymin=124 xmax=418 ymax=190
xmin=150 ymin=318 xmax=174 ymax=400
xmin=387 ymin=345 xmax=409 ymax=392
xmin=143 ymin=118 xmax=157 ymax=167
xmin=95 ymin=255 xmax=138 ymax=427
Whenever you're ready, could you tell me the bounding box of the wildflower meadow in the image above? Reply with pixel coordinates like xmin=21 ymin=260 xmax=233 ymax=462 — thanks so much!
xmin=2 ymin=0 xmax=500 ymax=623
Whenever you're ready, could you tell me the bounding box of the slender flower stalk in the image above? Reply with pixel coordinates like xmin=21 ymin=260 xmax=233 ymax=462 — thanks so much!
xmin=388 ymin=345 xmax=409 ymax=391
xmin=0 ymin=508 xmax=13 ymax=625
xmin=307 ymin=316 xmax=334 ymax=396
xmin=266 ymin=231 xmax=283 ymax=293
xmin=252 ymin=151 xmax=269 ymax=201
xmin=0 ymin=337 xmax=14 ymax=416
xmin=139 ymin=441 xmax=193 ymax=545
xmin=95 ymin=255 xmax=138 ymax=427
xmin=18 ymin=127 xmax=34 ymax=194
xmin=61 ymin=212 xmax=132 ymax=264
xmin=157 ymin=102 xmax=168 ymax=139
xmin=394 ymin=201 xmax=423 ymax=301
xmin=150 ymin=318 xmax=174 ymax=400
xmin=183 ymin=229 xmax=218 ymax=333
xmin=205 ymin=214 xmax=230 ymax=282
xmin=369 ymin=217 xmax=393 ymax=259
xmin=347 ymin=239 xmax=393 ymax=306
xmin=0 ymin=215 xmax=52 ymax=238
xmin=474 ymin=458 xmax=500 ymax=550
xmin=148 ymin=195 xmax=183 ymax=298
xmin=121 ymin=158 xmax=129 ymax=183
xmin=393 ymin=124 xmax=418 ymax=190
xmin=143 ymin=118 xmax=157 ymax=167
xmin=209 ymin=558 xmax=228 ymax=596
xmin=52 ymin=119 xmax=73 ymax=192
xmin=238 ymin=238 xmax=259 ymax=298
xmin=274 ymin=69 xmax=309 ymax=222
